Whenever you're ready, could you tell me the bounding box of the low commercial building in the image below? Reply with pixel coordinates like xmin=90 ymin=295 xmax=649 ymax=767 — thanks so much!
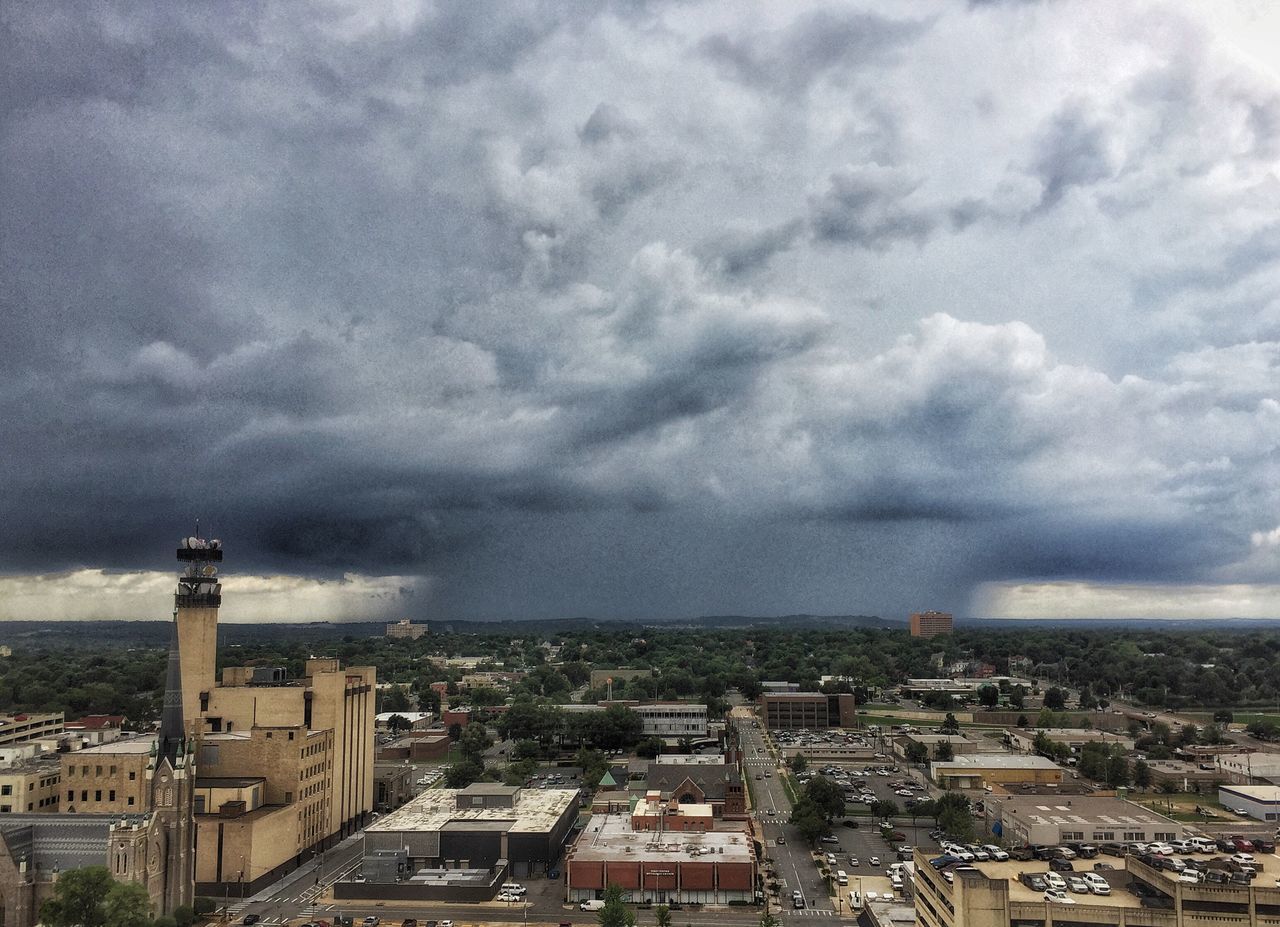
xmin=913 ymin=845 xmax=1280 ymax=927
xmin=1218 ymin=784 xmax=1280 ymax=822
xmin=893 ymin=734 xmax=977 ymax=761
xmin=760 ymin=692 xmax=857 ymax=729
xmin=1145 ymin=759 xmax=1221 ymax=792
xmin=374 ymin=762 xmax=414 ymax=812
xmin=1210 ymin=752 xmax=1280 ymax=784
xmin=985 ymin=795 xmax=1182 ymax=846
xmin=377 ymin=734 xmax=452 ymax=762
xmin=361 ymin=783 xmax=578 ymax=879
xmin=566 ymin=813 xmax=756 ymax=905
xmin=1005 ymin=728 xmax=1135 ymax=755
xmin=930 ymin=754 xmax=1063 ymax=790
xmin=375 ymin=711 xmax=434 ymax=732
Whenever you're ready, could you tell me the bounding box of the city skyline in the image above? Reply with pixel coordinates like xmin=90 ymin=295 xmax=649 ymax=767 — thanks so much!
xmin=4 ymin=1 xmax=1280 ymax=622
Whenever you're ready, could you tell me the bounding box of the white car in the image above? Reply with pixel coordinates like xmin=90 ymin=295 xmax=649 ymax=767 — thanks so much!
xmin=1148 ymin=843 xmax=1176 ymax=856
xmin=982 ymin=845 xmax=1009 ymax=861
xmin=1044 ymin=890 xmax=1076 ymax=904
xmin=1083 ymin=874 xmax=1110 ymax=895
xmin=947 ymin=847 xmax=975 ymax=862
xmin=502 ymin=883 xmax=527 ymax=896
xmin=1067 ymin=877 xmax=1090 ymax=894
xmin=1232 ymin=853 xmax=1256 ymax=865
xmin=869 ymin=856 xmax=880 ymax=866
xmin=967 ymin=846 xmax=990 ymax=861
xmin=1178 ymin=870 xmax=1204 ymax=884
xmin=1056 ymin=846 xmax=1077 ymax=860
xmin=1044 ymin=873 xmax=1067 ymax=891
xmin=498 ymin=892 xmax=520 ymax=903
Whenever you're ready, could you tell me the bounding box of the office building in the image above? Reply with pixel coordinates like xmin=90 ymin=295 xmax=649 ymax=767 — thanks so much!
xmin=909 ymin=611 xmax=954 ymax=638
xmin=68 ymin=535 xmax=375 ymax=897
xmin=760 ymin=692 xmax=857 ymax=729
xmin=386 ymin=619 xmax=427 ymax=640
xmin=632 ymin=703 xmax=709 ymax=739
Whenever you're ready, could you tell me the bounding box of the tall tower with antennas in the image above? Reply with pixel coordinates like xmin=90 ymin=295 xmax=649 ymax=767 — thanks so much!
xmin=175 ymin=527 xmax=222 ymax=727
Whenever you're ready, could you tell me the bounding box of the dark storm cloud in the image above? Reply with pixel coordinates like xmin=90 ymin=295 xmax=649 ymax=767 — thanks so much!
xmin=1029 ymin=102 xmax=1116 ymax=211
xmin=809 ymin=165 xmax=937 ymax=249
xmin=3 ymin=1 xmax=1280 ymax=620
xmin=699 ymin=8 xmax=930 ymax=94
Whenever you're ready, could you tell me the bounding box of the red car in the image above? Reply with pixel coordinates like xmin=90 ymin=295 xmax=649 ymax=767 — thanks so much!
xmin=1231 ymin=837 xmax=1255 ymax=853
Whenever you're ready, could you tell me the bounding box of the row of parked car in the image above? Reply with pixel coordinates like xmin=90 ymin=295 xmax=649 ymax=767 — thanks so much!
xmin=1020 ymin=869 xmax=1112 ymax=902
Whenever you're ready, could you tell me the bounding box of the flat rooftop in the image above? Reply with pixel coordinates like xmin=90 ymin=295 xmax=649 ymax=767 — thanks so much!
xmin=993 ymin=796 xmax=1178 ymax=829
xmin=653 ymin=754 xmax=726 ymax=765
xmin=934 ymin=755 xmax=1061 ymax=770
xmin=570 ymin=813 xmax=753 ymax=864
xmin=366 ymin=787 xmax=577 ymax=834
xmin=75 ymin=736 xmax=155 ymax=755
xmin=1220 ymin=785 xmax=1280 ymax=802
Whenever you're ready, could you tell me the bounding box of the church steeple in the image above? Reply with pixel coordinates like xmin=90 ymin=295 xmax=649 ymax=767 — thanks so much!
xmin=157 ymin=612 xmax=185 ymax=766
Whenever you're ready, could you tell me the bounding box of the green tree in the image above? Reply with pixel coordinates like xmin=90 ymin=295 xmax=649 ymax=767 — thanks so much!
xmin=40 ymin=866 xmax=115 ymax=927
xmin=760 ymin=914 xmax=780 ymax=927
xmin=1043 ymin=687 xmax=1066 ymax=711
xmin=41 ymin=868 xmax=157 ymax=927
xmin=598 ymin=882 xmax=636 ymax=927
xmin=1133 ymin=759 xmax=1153 ymax=790
xmin=382 ymin=687 xmax=411 ymax=712
xmin=790 ymin=800 xmax=828 ymax=845
xmin=1213 ymin=709 xmax=1234 ymax=724
xmin=934 ymin=741 xmax=954 ymax=762
xmin=978 ymin=685 xmax=999 ymax=708
xmin=122 ymin=883 xmax=148 ymax=927
xmin=789 ymin=754 xmax=808 ymax=774
xmin=459 ymin=722 xmax=490 ymax=763
xmin=445 ymin=758 xmax=484 ymax=787
xmin=869 ymin=799 xmax=899 ymax=819
xmin=654 ymin=904 xmax=671 ymax=927
xmin=904 ymin=741 xmax=928 ymax=764
xmin=169 ymin=903 xmax=195 ymax=927
xmin=802 ymin=776 xmax=845 ymax=821
xmin=386 ymin=713 xmax=411 ymax=735
xmin=939 ymin=713 xmax=960 ymax=735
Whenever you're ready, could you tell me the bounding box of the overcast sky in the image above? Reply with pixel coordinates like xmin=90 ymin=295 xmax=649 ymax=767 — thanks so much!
xmin=3 ymin=0 xmax=1280 ymax=623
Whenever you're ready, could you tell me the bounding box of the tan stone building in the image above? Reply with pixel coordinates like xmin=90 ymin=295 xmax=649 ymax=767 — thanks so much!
xmin=0 ymin=760 xmax=61 ymax=814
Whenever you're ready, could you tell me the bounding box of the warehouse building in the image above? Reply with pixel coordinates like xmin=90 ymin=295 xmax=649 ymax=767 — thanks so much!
xmin=1218 ymin=784 xmax=1280 ymax=822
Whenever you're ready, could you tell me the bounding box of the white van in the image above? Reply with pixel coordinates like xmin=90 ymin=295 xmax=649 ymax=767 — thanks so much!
xmin=579 ymin=900 xmax=606 ymax=911
xmin=836 ymin=870 xmax=849 ymax=886
xmin=848 ymin=891 xmax=863 ymax=911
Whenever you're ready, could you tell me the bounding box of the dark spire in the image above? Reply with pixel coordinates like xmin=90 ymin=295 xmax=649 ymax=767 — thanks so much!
xmin=158 ymin=612 xmax=185 ymax=764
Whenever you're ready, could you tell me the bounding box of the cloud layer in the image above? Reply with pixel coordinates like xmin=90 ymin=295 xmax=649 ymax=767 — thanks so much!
xmin=3 ymin=0 xmax=1280 ymax=620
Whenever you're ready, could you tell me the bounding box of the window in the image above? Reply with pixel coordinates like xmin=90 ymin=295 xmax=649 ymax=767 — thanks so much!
xmin=67 ymin=790 xmax=74 ymax=802
xmin=127 ymin=797 xmax=135 ymax=806
xmin=110 ymin=765 xmax=116 ymax=775
xmin=109 ymin=790 xmax=116 ymax=802
xmin=96 ymin=766 xmax=102 ymax=776
xmin=1 ymin=786 xmax=10 ymax=796
xmin=1123 ymin=832 xmax=1143 ymax=841
xmin=95 ymin=790 xmax=102 ymax=801
xmin=1093 ymin=832 xmax=1114 ymax=842
xmin=288 ymin=732 xmax=295 ymax=741
xmin=128 ymin=771 xmax=136 ymax=781
xmin=1062 ymin=832 xmax=1083 ymax=841
xmin=81 ymin=790 xmax=88 ymax=802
